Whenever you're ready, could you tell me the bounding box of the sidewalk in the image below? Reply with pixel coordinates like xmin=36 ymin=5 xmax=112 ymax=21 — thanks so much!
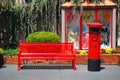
xmin=0 ymin=64 xmax=120 ymax=80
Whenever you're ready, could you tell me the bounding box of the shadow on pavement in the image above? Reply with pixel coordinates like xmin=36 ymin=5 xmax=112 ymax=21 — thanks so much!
xmin=100 ymin=66 xmax=105 ymax=70
xmin=21 ymin=64 xmax=73 ymax=70
xmin=0 ymin=65 xmax=6 ymax=69
xmin=99 ymin=66 xmax=105 ymax=71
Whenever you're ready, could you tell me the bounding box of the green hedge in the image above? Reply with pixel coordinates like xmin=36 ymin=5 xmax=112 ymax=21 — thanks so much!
xmin=26 ymin=31 xmax=61 ymax=42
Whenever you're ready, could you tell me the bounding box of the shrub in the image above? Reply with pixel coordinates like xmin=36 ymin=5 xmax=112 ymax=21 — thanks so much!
xmin=26 ymin=31 xmax=61 ymax=43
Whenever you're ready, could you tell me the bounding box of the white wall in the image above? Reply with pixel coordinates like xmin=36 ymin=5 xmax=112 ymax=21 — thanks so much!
xmin=61 ymin=9 xmax=65 ymax=42
xmin=112 ymin=8 xmax=117 ymax=49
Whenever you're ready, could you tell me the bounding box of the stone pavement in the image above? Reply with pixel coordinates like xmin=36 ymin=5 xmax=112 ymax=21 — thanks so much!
xmin=0 ymin=64 xmax=120 ymax=80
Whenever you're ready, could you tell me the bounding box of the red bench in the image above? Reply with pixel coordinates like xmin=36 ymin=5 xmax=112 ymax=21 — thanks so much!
xmin=18 ymin=42 xmax=76 ymax=71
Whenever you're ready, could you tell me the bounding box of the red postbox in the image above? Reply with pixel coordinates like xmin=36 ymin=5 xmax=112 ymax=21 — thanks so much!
xmin=87 ymin=22 xmax=103 ymax=71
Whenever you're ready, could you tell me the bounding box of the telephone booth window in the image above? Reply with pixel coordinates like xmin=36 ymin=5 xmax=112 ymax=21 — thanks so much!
xmin=99 ymin=10 xmax=112 ymax=48
xmin=61 ymin=1 xmax=117 ymax=50
xmin=65 ymin=10 xmax=80 ymax=49
xmin=82 ymin=10 xmax=95 ymax=49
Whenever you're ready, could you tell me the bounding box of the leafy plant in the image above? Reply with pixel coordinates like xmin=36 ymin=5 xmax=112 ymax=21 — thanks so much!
xmin=79 ymin=49 xmax=87 ymax=55
xmin=1 ymin=48 xmax=18 ymax=56
xmin=0 ymin=48 xmax=3 ymax=53
xmin=26 ymin=31 xmax=61 ymax=43
xmin=105 ymin=47 xmax=113 ymax=54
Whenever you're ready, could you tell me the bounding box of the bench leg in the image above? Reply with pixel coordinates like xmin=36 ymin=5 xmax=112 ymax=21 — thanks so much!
xmin=72 ymin=59 xmax=76 ymax=71
xmin=18 ymin=58 xmax=21 ymax=71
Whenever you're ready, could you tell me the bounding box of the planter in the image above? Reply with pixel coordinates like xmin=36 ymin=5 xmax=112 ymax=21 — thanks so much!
xmin=76 ymin=54 xmax=88 ymax=64
xmin=3 ymin=54 xmax=120 ymax=65
xmin=76 ymin=54 xmax=120 ymax=65
xmin=100 ymin=54 xmax=120 ymax=65
xmin=4 ymin=55 xmax=18 ymax=64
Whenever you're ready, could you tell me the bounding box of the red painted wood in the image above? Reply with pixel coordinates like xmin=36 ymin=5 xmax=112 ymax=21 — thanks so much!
xmin=18 ymin=42 xmax=76 ymax=71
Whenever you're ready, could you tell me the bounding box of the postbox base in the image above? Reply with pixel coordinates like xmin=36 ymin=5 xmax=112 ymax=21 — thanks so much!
xmin=88 ymin=58 xmax=101 ymax=71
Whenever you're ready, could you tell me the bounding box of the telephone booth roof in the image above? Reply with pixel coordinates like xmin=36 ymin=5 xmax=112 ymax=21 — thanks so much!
xmin=87 ymin=23 xmax=103 ymax=28
xmin=61 ymin=0 xmax=117 ymax=9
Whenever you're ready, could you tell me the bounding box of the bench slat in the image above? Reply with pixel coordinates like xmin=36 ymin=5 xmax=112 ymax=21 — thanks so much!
xmin=20 ymin=57 xmax=75 ymax=60
xmin=21 ymin=53 xmax=74 ymax=56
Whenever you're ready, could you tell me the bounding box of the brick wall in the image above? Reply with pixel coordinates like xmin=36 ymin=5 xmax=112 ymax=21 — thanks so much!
xmin=3 ymin=54 xmax=120 ymax=65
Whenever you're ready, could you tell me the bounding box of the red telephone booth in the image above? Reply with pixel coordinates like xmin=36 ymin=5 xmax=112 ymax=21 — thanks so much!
xmin=87 ymin=22 xmax=103 ymax=71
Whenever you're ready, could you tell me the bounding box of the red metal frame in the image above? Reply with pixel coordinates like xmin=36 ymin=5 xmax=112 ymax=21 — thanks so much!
xmin=110 ymin=9 xmax=113 ymax=48
xmin=95 ymin=9 xmax=99 ymax=22
xmin=18 ymin=42 xmax=76 ymax=71
xmin=80 ymin=15 xmax=82 ymax=50
xmin=87 ymin=23 xmax=103 ymax=59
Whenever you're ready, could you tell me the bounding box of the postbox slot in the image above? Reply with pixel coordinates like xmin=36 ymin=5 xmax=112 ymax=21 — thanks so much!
xmin=90 ymin=28 xmax=100 ymax=34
